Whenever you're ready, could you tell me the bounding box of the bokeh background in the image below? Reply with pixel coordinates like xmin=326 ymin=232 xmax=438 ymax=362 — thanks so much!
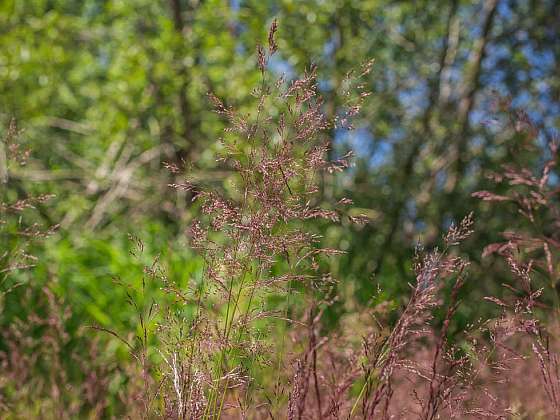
xmin=1 ymin=0 xmax=559 ymax=413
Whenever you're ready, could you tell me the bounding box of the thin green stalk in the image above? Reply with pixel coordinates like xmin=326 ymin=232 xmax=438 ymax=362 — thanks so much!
xmin=208 ymin=262 xmax=251 ymax=418
xmin=214 ymin=265 xmax=252 ymax=417
xmin=208 ymin=62 xmax=268 ymax=420
xmin=349 ymin=373 xmax=371 ymax=419
xmin=217 ymin=263 xmax=264 ymax=418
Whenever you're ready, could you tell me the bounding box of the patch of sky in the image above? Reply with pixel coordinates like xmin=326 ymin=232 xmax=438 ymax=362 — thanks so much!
xmin=548 ymin=172 xmax=559 ymax=188
xmin=497 ymin=0 xmax=513 ymax=19
xmin=464 ymin=160 xmax=482 ymax=189
xmin=323 ymin=36 xmax=337 ymax=59
xmin=470 ymin=134 xmax=485 ymax=149
xmin=268 ymin=55 xmax=295 ymax=80
xmin=229 ymin=0 xmax=240 ymax=12
xmin=414 ymin=219 xmax=427 ymax=235
xmin=404 ymin=198 xmax=417 ymax=220
xmin=97 ymin=47 xmax=110 ymax=70
xmin=469 ymin=109 xmax=487 ymax=127
xmin=235 ymin=42 xmax=245 ymax=55
xmin=370 ymin=140 xmax=392 ymax=168
xmin=479 ymin=36 xmax=558 ymax=150
xmin=511 ymin=91 xmax=531 ymax=109
xmin=444 ymin=66 xmax=463 ymax=94
xmin=397 ymin=78 xmax=429 ymax=119
xmin=334 ymin=127 xmax=371 ymax=156
xmin=318 ymin=78 xmax=332 ymax=92
xmin=228 ymin=0 xmax=246 ymax=55
xmin=524 ymin=46 xmax=555 ymax=73
xmin=441 ymin=214 xmax=454 ymax=232
xmin=334 ymin=127 xmax=392 ymax=169
xmin=482 ymin=44 xmax=510 ymax=86
xmin=434 ymin=170 xmax=447 ymax=192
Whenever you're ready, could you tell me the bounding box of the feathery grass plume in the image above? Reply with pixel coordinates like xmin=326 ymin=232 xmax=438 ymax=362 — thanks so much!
xmin=473 ymin=98 xmax=559 ymax=286
xmin=0 ymin=121 xmax=120 ymax=418
xmin=163 ymin=20 xmax=372 ymax=418
xmin=0 ymin=287 xmax=117 ymax=418
xmin=1 ymin=120 xmax=56 ymax=285
xmin=474 ymin=102 xmax=560 ymax=418
xmin=282 ymin=214 xmax=478 ymax=419
xmin=352 ymin=215 xmax=473 ymax=419
xmin=474 ymin=101 xmax=558 ymax=312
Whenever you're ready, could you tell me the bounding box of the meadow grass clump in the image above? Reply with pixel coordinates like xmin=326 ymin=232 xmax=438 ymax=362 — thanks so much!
xmin=0 ymin=122 xmax=122 ymax=418
xmin=157 ymin=20 xmax=373 ymax=418
xmin=470 ymin=101 xmax=560 ymax=418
